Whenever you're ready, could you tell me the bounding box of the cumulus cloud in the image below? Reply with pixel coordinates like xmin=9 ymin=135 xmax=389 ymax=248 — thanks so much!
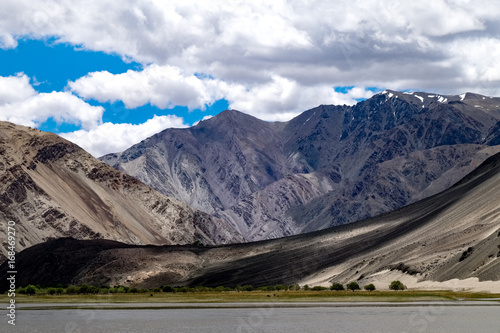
xmin=192 ymin=115 xmax=214 ymax=126
xmin=60 ymin=115 xmax=188 ymax=157
xmin=0 ymin=74 xmax=104 ymax=129
xmin=1 ymin=0 xmax=499 ymax=97
xmin=0 ymin=73 xmax=189 ymax=156
xmin=222 ymin=76 xmax=376 ymax=121
xmin=0 ymin=73 xmax=36 ymax=103
xmin=69 ymin=66 xmax=376 ymax=121
xmin=68 ymin=64 xmax=223 ymax=110
xmin=2 ymin=0 xmax=500 ymax=141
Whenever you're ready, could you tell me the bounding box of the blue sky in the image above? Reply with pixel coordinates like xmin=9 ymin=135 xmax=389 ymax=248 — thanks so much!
xmin=1 ymin=1 xmax=499 ymax=156
xmin=0 ymin=39 xmax=228 ymax=132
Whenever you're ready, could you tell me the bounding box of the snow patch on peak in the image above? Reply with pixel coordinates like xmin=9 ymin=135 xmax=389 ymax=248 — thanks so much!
xmin=460 ymin=93 xmax=466 ymax=101
xmin=388 ymin=92 xmax=394 ymax=98
xmin=437 ymin=96 xmax=447 ymax=103
xmin=414 ymin=95 xmax=424 ymax=103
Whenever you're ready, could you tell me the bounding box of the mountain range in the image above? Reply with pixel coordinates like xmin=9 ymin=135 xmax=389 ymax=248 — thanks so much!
xmin=0 ymin=121 xmax=242 ymax=261
xmin=101 ymin=90 xmax=500 ymax=241
xmin=1 ymin=89 xmax=500 ymax=291
xmin=3 ymin=149 xmax=500 ymax=290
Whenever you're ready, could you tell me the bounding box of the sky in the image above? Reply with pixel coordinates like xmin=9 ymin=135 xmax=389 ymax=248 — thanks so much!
xmin=1 ymin=0 xmax=500 ymax=157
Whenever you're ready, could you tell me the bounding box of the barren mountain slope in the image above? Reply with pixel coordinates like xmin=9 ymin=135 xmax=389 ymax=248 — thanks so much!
xmin=4 ymin=151 xmax=500 ymax=291
xmin=101 ymin=91 xmax=500 ymax=241
xmin=0 ymin=122 xmax=242 ymax=260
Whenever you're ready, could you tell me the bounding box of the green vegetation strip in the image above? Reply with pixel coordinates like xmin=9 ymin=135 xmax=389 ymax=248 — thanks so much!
xmin=3 ymin=282 xmax=499 ymax=305
xmin=4 ymin=291 xmax=500 ymax=305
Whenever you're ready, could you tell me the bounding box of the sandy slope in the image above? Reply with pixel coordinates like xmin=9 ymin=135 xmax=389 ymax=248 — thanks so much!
xmin=0 ymin=122 xmax=242 ymax=260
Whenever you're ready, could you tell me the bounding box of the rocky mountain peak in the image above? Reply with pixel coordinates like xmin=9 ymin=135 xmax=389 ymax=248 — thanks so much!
xmin=101 ymin=90 xmax=500 ymax=242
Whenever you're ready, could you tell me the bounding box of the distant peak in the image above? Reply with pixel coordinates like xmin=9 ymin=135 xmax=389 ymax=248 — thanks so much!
xmin=459 ymin=92 xmax=489 ymax=100
xmin=216 ymin=109 xmax=251 ymax=118
xmin=379 ymin=90 xmax=496 ymax=103
xmin=198 ymin=109 xmax=262 ymax=126
xmin=376 ymin=89 xmax=491 ymax=107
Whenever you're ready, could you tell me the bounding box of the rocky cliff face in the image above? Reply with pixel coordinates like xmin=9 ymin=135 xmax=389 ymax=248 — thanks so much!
xmin=101 ymin=91 xmax=500 ymax=241
xmin=0 ymin=122 xmax=242 ymax=261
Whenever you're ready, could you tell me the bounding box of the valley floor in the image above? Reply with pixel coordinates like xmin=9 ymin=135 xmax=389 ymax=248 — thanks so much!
xmin=3 ymin=290 xmax=500 ymax=305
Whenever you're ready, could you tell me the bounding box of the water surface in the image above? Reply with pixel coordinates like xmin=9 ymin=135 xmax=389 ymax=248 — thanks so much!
xmin=3 ymin=303 xmax=500 ymax=333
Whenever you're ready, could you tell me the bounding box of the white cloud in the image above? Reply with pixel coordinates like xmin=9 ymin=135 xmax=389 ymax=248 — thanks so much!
xmin=2 ymin=0 xmax=500 ymax=129
xmin=0 ymin=74 xmax=190 ymax=157
xmin=448 ymin=37 xmax=500 ymax=82
xmin=70 ymin=66 xmax=377 ymax=122
xmin=0 ymin=74 xmax=104 ymax=129
xmin=0 ymin=32 xmax=17 ymax=49
xmin=192 ymin=115 xmax=213 ymax=126
xmin=60 ymin=115 xmax=188 ymax=157
xmin=1 ymin=0 xmax=498 ymax=86
xmin=221 ymin=76 xmax=377 ymax=121
xmin=0 ymin=73 xmax=36 ymax=104
xmin=68 ymin=64 xmax=223 ymax=110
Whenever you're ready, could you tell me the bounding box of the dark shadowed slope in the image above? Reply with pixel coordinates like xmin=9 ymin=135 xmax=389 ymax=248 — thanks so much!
xmin=3 ymin=151 xmax=500 ymax=291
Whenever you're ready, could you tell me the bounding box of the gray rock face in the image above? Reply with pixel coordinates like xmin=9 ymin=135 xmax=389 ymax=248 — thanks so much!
xmin=101 ymin=91 xmax=500 ymax=241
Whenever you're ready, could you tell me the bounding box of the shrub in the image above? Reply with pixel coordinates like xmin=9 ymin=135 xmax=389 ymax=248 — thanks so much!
xmin=346 ymin=282 xmax=361 ymax=292
xmin=162 ymin=285 xmax=174 ymax=293
xmin=66 ymin=286 xmax=78 ymax=294
xmin=47 ymin=288 xmax=56 ymax=295
xmin=78 ymin=284 xmax=90 ymax=294
xmin=364 ymin=284 xmax=376 ymax=292
xmin=175 ymin=287 xmax=192 ymax=293
xmin=89 ymin=286 xmax=99 ymax=294
xmin=130 ymin=287 xmax=139 ymax=293
xmin=25 ymin=285 xmax=37 ymax=295
xmin=330 ymin=283 xmax=345 ymax=291
xmin=56 ymin=288 xmax=64 ymax=294
xmin=303 ymin=284 xmax=310 ymax=291
xmin=389 ymin=280 xmax=406 ymax=291
xmin=116 ymin=286 xmax=127 ymax=293
xmin=311 ymin=286 xmax=328 ymax=291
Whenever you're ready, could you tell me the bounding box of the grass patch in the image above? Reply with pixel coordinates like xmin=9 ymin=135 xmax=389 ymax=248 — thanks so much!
xmin=3 ymin=290 xmax=500 ymax=304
